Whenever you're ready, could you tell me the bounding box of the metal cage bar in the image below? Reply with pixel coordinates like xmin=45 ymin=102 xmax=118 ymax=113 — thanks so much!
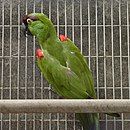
xmin=0 ymin=99 xmax=129 ymax=113
xmin=0 ymin=0 xmax=130 ymax=130
xmin=1 ymin=1 xmax=4 ymax=130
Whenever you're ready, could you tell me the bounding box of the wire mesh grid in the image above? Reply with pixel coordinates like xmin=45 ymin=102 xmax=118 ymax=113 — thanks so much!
xmin=0 ymin=0 xmax=130 ymax=129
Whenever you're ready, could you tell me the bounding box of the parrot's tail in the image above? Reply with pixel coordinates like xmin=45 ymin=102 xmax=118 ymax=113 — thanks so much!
xmin=76 ymin=113 xmax=99 ymax=130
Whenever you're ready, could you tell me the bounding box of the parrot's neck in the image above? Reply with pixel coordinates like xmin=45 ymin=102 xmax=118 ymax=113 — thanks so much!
xmin=38 ymin=25 xmax=59 ymax=48
xmin=48 ymin=25 xmax=57 ymax=38
xmin=37 ymin=25 xmax=57 ymax=44
xmin=40 ymin=35 xmax=59 ymax=50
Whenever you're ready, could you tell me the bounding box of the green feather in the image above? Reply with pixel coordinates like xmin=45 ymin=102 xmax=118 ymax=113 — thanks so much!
xmin=37 ymin=50 xmax=90 ymax=99
xmin=62 ymin=41 xmax=96 ymax=98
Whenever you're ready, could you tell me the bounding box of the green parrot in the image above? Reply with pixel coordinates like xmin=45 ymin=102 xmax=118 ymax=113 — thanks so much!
xmin=36 ymin=48 xmax=99 ymax=130
xmin=22 ymin=13 xmax=96 ymax=98
xmin=22 ymin=13 xmax=120 ymax=130
xmin=36 ymin=48 xmax=90 ymax=99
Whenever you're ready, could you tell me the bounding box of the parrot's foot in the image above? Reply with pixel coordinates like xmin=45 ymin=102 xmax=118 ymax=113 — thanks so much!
xmin=106 ymin=113 xmax=121 ymax=117
xmin=59 ymin=96 xmax=64 ymax=99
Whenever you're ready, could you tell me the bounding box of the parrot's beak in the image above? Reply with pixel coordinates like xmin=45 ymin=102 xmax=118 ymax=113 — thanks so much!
xmin=22 ymin=22 xmax=32 ymax=36
xmin=21 ymin=15 xmax=32 ymax=36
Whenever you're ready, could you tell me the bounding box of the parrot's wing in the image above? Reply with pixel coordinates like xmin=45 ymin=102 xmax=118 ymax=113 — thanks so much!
xmin=63 ymin=38 xmax=81 ymax=52
xmin=74 ymin=51 xmax=96 ymax=98
xmin=36 ymin=57 xmax=65 ymax=97
xmin=50 ymin=64 xmax=91 ymax=99
xmin=37 ymin=55 xmax=91 ymax=99
xmin=62 ymin=39 xmax=96 ymax=98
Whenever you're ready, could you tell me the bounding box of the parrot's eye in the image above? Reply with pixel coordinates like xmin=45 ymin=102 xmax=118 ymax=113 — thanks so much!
xmin=27 ymin=18 xmax=33 ymax=24
xmin=27 ymin=15 xmax=39 ymax=22
xmin=22 ymin=15 xmax=38 ymax=25
xmin=21 ymin=15 xmax=38 ymax=36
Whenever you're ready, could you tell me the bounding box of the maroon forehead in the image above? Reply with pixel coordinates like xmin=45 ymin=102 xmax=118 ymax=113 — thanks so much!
xmin=21 ymin=15 xmax=38 ymax=24
xmin=22 ymin=15 xmax=28 ymax=24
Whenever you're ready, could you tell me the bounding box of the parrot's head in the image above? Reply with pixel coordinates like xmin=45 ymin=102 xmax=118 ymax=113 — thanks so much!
xmin=22 ymin=13 xmax=56 ymax=42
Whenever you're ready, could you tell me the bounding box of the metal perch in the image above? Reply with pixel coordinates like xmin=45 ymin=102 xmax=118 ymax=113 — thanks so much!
xmin=0 ymin=99 xmax=129 ymax=114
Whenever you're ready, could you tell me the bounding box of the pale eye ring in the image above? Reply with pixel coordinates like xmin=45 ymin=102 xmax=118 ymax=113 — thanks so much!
xmin=27 ymin=18 xmax=33 ymax=24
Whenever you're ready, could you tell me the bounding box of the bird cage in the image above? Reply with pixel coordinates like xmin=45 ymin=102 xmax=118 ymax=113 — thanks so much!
xmin=0 ymin=0 xmax=130 ymax=130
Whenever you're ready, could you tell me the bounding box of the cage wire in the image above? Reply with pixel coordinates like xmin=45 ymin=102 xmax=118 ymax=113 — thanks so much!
xmin=0 ymin=0 xmax=130 ymax=130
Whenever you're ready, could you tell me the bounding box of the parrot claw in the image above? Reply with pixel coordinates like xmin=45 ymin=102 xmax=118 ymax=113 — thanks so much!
xmin=59 ymin=96 xmax=64 ymax=99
